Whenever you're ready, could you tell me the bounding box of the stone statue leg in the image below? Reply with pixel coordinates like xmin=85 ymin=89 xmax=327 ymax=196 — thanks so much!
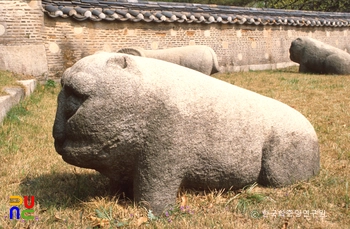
xmin=258 ymin=131 xmax=319 ymax=187
xmin=325 ymin=54 xmax=348 ymax=75
xmin=299 ymin=64 xmax=310 ymax=73
xmin=109 ymin=177 xmax=134 ymax=199
xmin=133 ymin=153 xmax=183 ymax=214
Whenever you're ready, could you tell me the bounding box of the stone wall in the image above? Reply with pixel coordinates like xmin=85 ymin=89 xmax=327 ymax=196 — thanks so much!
xmin=0 ymin=0 xmax=48 ymax=77
xmin=43 ymin=15 xmax=350 ymax=77
xmin=1 ymin=0 xmax=350 ymax=79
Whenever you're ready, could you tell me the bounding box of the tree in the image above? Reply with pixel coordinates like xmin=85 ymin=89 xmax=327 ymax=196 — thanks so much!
xmin=149 ymin=0 xmax=257 ymax=7
xmin=263 ymin=0 xmax=350 ymax=12
xmin=149 ymin=0 xmax=350 ymax=12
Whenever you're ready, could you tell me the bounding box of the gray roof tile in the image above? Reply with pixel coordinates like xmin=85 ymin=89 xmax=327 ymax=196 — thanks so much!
xmin=41 ymin=0 xmax=350 ymax=27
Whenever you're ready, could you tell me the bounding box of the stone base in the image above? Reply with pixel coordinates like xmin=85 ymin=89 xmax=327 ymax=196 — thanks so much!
xmin=220 ymin=62 xmax=299 ymax=73
xmin=0 ymin=45 xmax=48 ymax=78
xmin=0 ymin=79 xmax=37 ymax=124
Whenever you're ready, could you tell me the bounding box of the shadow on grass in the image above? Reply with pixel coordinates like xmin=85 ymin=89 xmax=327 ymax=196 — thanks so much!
xmin=18 ymin=171 xmax=111 ymax=209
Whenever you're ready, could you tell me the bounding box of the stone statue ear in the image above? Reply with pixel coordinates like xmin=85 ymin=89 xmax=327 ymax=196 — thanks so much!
xmin=117 ymin=47 xmax=145 ymax=57
xmin=106 ymin=55 xmax=130 ymax=69
xmin=61 ymin=67 xmax=71 ymax=86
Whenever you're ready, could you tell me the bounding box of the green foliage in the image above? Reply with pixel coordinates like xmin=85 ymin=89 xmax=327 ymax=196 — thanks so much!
xmin=95 ymin=207 xmax=114 ymax=221
xmin=225 ymin=183 xmax=266 ymax=215
xmin=45 ymin=79 xmax=57 ymax=88
xmin=264 ymin=0 xmax=350 ymax=12
xmin=149 ymin=0 xmax=256 ymax=7
xmin=5 ymin=103 xmax=30 ymax=123
xmin=147 ymin=210 xmax=158 ymax=221
xmin=0 ymin=71 xmax=22 ymax=96
xmin=149 ymin=0 xmax=350 ymax=11
xmin=0 ymin=82 xmax=58 ymax=155
xmin=94 ymin=207 xmax=130 ymax=228
xmin=235 ymin=193 xmax=265 ymax=214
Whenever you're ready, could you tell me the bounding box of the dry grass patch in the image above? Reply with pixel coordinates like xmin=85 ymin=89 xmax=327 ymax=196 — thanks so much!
xmin=0 ymin=71 xmax=21 ymax=96
xmin=0 ymin=71 xmax=33 ymax=96
xmin=0 ymin=67 xmax=349 ymax=228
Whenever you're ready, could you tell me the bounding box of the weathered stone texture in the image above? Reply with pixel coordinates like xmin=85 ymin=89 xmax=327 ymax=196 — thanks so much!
xmin=290 ymin=36 xmax=350 ymax=74
xmin=53 ymin=52 xmax=320 ymax=214
xmin=0 ymin=45 xmax=48 ymax=77
xmin=118 ymin=45 xmax=220 ymax=75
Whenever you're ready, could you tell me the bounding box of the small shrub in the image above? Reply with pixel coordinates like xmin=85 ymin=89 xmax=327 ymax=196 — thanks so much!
xmin=45 ymin=79 xmax=57 ymax=88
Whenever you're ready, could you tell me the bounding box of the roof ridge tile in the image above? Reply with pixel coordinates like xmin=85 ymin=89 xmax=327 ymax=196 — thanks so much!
xmin=41 ymin=0 xmax=350 ymax=27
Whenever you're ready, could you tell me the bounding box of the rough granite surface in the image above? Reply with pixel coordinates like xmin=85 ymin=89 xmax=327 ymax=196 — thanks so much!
xmin=53 ymin=52 xmax=320 ymax=214
xmin=118 ymin=45 xmax=220 ymax=75
xmin=290 ymin=36 xmax=350 ymax=74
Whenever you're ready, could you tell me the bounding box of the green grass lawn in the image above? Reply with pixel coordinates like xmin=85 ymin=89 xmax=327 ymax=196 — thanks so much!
xmin=0 ymin=68 xmax=349 ymax=228
xmin=0 ymin=71 xmax=22 ymax=96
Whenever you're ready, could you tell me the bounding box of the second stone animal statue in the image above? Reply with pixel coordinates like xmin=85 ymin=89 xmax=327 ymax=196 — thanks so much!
xmin=53 ymin=52 xmax=320 ymax=214
xmin=118 ymin=45 xmax=220 ymax=75
xmin=290 ymin=37 xmax=350 ymax=75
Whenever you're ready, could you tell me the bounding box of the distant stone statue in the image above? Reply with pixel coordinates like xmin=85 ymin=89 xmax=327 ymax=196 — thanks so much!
xmin=53 ymin=52 xmax=320 ymax=214
xmin=117 ymin=45 xmax=220 ymax=75
xmin=290 ymin=37 xmax=350 ymax=75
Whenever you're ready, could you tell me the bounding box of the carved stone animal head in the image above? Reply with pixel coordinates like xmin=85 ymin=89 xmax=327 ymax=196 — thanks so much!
xmin=289 ymin=37 xmax=304 ymax=63
xmin=53 ymin=54 xmax=145 ymax=172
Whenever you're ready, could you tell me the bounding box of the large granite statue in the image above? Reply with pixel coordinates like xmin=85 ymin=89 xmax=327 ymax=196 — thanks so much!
xmin=290 ymin=37 xmax=350 ymax=75
xmin=53 ymin=52 xmax=320 ymax=214
xmin=117 ymin=45 xmax=219 ymax=75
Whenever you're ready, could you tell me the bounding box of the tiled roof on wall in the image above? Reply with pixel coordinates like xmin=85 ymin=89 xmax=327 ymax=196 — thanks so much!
xmin=42 ymin=0 xmax=350 ymax=27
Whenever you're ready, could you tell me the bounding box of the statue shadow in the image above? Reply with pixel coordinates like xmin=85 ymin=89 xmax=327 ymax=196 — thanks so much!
xmin=275 ymin=66 xmax=300 ymax=74
xmin=18 ymin=171 xmax=113 ymax=209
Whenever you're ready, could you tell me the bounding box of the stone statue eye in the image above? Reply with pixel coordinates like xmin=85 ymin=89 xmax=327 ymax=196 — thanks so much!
xmin=63 ymin=85 xmax=87 ymax=119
